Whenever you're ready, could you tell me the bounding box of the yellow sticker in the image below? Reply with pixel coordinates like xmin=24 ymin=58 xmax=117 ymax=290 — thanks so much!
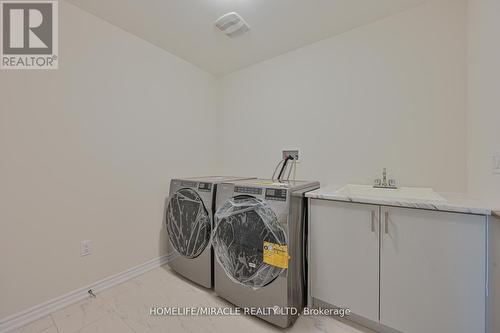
xmin=263 ymin=241 xmax=289 ymax=269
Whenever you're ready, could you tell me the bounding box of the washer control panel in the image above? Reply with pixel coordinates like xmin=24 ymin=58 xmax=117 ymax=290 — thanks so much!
xmin=235 ymin=186 xmax=262 ymax=195
xmin=265 ymin=188 xmax=287 ymax=201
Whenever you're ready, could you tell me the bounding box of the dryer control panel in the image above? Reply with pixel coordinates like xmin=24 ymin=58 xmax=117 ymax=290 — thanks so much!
xmin=198 ymin=182 xmax=212 ymax=192
xmin=180 ymin=180 xmax=197 ymax=188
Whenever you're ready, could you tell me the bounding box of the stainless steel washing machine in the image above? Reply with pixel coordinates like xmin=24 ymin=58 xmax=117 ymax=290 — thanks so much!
xmin=213 ymin=179 xmax=320 ymax=327
xmin=166 ymin=176 xmax=254 ymax=288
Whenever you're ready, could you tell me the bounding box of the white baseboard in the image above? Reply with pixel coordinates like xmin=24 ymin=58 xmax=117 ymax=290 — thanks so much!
xmin=0 ymin=255 xmax=169 ymax=333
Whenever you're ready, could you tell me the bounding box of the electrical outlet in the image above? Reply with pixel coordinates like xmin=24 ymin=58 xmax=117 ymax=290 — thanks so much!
xmin=493 ymin=155 xmax=500 ymax=174
xmin=80 ymin=240 xmax=91 ymax=256
xmin=282 ymin=150 xmax=299 ymax=161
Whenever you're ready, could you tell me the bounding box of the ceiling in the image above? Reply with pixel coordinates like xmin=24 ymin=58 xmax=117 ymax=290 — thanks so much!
xmin=64 ymin=0 xmax=428 ymax=76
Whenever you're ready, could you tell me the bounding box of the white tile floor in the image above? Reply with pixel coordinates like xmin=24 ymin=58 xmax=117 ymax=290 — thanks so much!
xmin=13 ymin=266 xmax=375 ymax=333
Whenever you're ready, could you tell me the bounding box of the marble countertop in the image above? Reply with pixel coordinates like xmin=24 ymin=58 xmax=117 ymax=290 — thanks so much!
xmin=306 ymin=185 xmax=492 ymax=216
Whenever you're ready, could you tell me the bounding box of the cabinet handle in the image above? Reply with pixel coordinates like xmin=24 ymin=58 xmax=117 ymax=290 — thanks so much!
xmin=384 ymin=211 xmax=389 ymax=234
xmin=371 ymin=211 xmax=375 ymax=232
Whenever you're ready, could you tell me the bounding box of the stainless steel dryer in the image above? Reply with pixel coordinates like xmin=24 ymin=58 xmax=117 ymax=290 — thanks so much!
xmin=213 ymin=179 xmax=320 ymax=327
xmin=166 ymin=176 xmax=253 ymax=288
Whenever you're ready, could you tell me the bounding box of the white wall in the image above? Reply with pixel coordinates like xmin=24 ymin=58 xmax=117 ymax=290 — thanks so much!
xmin=0 ymin=2 xmax=217 ymax=318
xmin=216 ymin=0 xmax=467 ymax=193
xmin=467 ymin=0 xmax=500 ymax=209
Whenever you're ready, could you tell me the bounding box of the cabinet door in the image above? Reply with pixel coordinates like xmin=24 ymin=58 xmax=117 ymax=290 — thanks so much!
xmin=310 ymin=199 xmax=380 ymax=322
xmin=380 ymin=206 xmax=486 ymax=333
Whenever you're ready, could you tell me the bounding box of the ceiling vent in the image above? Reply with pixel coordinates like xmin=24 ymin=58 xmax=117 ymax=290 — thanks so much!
xmin=214 ymin=12 xmax=250 ymax=38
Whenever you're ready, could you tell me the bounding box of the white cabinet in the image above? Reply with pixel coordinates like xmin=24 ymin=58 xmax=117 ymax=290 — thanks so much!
xmin=309 ymin=199 xmax=487 ymax=333
xmin=309 ymin=200 xmax=380 ymax=322
xmin=380 ymin=206 xmax=486 ymax=333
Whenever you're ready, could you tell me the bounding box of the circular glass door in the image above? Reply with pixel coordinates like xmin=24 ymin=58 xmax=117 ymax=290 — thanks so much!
xmin=212 ymin=196 xmax=287 ymax=288
xmin=166 ymin=188 xmax=211 ymax=259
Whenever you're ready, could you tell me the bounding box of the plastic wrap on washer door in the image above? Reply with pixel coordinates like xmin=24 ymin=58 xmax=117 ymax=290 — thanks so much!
xmin=166 ymin=188 xmax=211 ymax=259
xmin=212 ymin=196 xmax=287 ymax=289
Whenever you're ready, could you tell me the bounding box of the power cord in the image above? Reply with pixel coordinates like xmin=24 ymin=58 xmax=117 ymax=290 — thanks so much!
xmin=272 ymin=159 xmax=285 ymax=180
xmin=277 ymin=155 xmax=294 ymax=181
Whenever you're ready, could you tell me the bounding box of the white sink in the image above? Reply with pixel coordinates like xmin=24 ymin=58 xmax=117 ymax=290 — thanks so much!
xmin=337 ymin=184 xmax=446 ymax=202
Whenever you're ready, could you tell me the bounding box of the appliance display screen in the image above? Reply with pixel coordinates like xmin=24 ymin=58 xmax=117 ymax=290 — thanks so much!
xmin=265 ymin=188 xmax=287 ymax=201
xmin=198 ymin=182 xmax=212 ymax=191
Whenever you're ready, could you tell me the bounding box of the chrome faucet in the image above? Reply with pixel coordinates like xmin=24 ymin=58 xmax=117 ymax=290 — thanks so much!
xmin=374 ymin=168 xmax=397 ymax=189
xmin=382 ymin=168 xmax=388 ymax=187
